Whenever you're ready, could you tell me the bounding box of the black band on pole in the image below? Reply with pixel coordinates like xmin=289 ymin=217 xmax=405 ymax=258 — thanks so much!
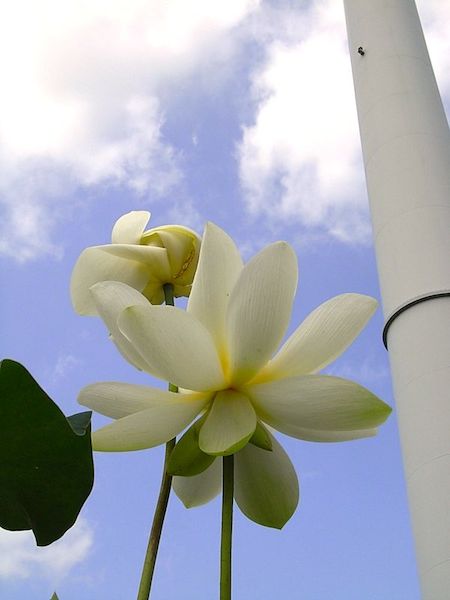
xmin=383 ymin=292 xmax=450 ymax=349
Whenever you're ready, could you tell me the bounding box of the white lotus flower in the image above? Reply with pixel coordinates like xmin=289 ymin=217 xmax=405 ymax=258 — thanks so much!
xmin=71 ymin=211 xmax=201 ymax=315
xmin=78 ymin=223 xmax=391 ymax=527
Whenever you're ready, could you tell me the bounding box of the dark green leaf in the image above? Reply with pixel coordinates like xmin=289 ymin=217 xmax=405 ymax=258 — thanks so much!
xmin=0 ymin=359 xmax=94 ymax=546
xmin=67 ymin=411 xmax=92 ymax=435
xmin=50 ymin=594 xmax=59 ymax=600
xmin=167 ymin=418 xmax=215 ymax=477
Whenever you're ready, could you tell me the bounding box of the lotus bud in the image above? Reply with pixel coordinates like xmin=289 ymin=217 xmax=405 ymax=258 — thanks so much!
xmin=71 ymin=211 xmax=201 ymax=315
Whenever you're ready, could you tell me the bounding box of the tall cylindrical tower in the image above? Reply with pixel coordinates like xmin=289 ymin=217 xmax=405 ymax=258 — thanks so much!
xmin=343 ymin=1 xmax=450 ymax=597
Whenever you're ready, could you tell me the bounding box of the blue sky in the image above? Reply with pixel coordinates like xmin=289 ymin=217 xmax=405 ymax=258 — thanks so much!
xmin=1 ymin=1 xmax=449 ymax=598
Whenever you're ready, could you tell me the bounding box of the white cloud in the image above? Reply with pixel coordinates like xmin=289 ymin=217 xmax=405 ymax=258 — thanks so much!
xmin=0 ymin=0 xmax=259 ymax=261
xmin=51 ymin=353 xmax=82 ymax=383
xmin=238 ymin=0 xmax=450 ymax=244
xmin=417 ymin=1 xmax=450 ymax=102
xmin=0 ymin=517 xmax=93 ymax=581
xmin=238 ymin=0 xmax=370 ymax=243
xmin=2 ymin=0 xmax=447 ymax=259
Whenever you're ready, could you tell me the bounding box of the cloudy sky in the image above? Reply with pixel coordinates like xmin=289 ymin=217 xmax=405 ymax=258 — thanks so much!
xmin=1 ymin=1 xmax=449 ymax=598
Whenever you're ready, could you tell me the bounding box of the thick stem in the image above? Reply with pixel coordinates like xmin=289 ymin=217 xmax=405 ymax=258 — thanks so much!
xmin=136 ymin=283 xmax=177 ymax=600
xmin=220 ymin=455 xmax=234 ymax=600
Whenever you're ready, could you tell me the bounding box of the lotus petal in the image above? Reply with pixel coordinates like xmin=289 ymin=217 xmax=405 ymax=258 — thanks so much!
xmin=90 ymin=281 xmax=152 ymax=371
xmin=173 ymin=459 xmax=222 ymax=508
xmin=260 ymin=294 xmax=377 ymax=380
xmin=226 ymin=242 xmax=297 ymax=384
xmin=198 ymin=391 xmax=257 ymax=456
xmin=111 ymin=211 xmax=150 ymax=244
xmin=167 ymin=417 xmax=215 ymax=477
xmin=90 ymin=392 xmax=209 ymax=452
xmin=249 ymin=375 xmax=392 ymax=437
xmin=70 ymin=247 xmax=150 ymax=315
xmin=187 ymin=223 xmax=243 ymax=359
xmin=143 ymin=225 xmax=200 ymax=286
xmin=100 ymin=245 xmax=171 ymax=282
xmin=78 ymin=381 xmax=185 ymax=419
xmin=234 ymin=433 xmax=299 ymax=529
xmin=118 ymin=305 xmax=225 ymax=391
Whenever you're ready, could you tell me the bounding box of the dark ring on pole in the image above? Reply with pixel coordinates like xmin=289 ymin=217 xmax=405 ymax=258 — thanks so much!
xmin=383 ymin=292 xmax=450 ymax=349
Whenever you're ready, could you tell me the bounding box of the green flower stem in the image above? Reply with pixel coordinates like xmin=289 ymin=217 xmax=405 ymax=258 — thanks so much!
xmin=220 ymin=455 xmax=234 ymax=600
xmin=136 ymin=435 xmax=176 ymax=600
xmin=136 ymin=284 xmax=177 ymax=600
xmin=162 ymin=282 xmax=175 ymax=306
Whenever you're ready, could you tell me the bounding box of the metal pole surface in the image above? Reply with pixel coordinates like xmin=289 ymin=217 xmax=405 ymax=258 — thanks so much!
xmin=342 ymin=1 xmax=450 ymax=597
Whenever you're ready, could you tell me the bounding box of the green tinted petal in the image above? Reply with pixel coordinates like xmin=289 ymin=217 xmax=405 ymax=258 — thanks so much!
xmin=198 ymin=391 xmax=257 ymax=456
xmin=249 ymin=375 xmax=391 ymax=434
xmin=167 ymin=417 xmax=215 ymax=476
xmin=249 ymin=421 xmax=273 ymax=451
xmin=173 ymin=459 xmax=222 ymax=508
xmin=234 ymin=433 xmax=299 ymax=529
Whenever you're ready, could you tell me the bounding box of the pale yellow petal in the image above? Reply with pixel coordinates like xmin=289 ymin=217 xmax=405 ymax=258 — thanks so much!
xmin=91 ymin=393 xmax=209 ymax=452
xmin=261 ymin=425 xmax=378 ymax=442
xmin=226 ymin=242 xmax=298 ymax=384
xmin=198 ymin=390 xmax=257 ymax=455
xmin=111 ymin=210 xmax=150 ymax=244
xmin=187 ymin=222 xmax=243 ymax=358
xmin=70 ymin=246 xmax=150 ymax=315
xmin=259 ymin=294 xmax=378 ymax=381
xmin=100 ymin=245 xmax=171 ymax=282
xmin=143 ymin=225 xmax=201 ymax=286
xmin=118 ymin=304 xmax=225 ymax=391
xmin=78 ymin=381 xmax=197 ymax=418
xmin=90 ymin=281 xmax=152 ymax=371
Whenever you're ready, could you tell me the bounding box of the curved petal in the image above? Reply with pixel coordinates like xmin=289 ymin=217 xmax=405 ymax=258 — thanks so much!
xmin=187 ymin=222 xmax=243 ymax=361
xmin=249 ymin=421 xmax=273 ymax=450
xmin=101 ymin=245 xmax=171 ymax=282
xmin=90 ymin=281 xmax=152 ymax=371
xmin=226 ymin=242 xmax=298 ymax=384
xmin=248 ymin=375 xmax=392 ymax=437
xmin=167 ymin=418 xmax=215 ymax=477
xmin=234 ymin=432 xmax=299 ymax=529
xmin=78 ymin=381 xmax=196 ymax=418
xmin=262 ymin=424 xmax=377 ymax=442
xmin=143 ymin=225 xmax=201 ymax=286
xmin=173 ymin=458 xmax=222 ymax=508
xmin=198 ymin=391 xmax=257 ymax=456
xmin=111 ymin=210 xmax=150 ymax=244
xmin=142 ymin=278 xmax=166 ymax=305
xmin=259 ymin=294 xmax=377 ymax=381
xmin=70 ymin=246 xmax=150 ymax=315
xmin=90 ymin=392 xmax=209 ymax=452
xmin=118 ymin=304 xmax=225 ymax=391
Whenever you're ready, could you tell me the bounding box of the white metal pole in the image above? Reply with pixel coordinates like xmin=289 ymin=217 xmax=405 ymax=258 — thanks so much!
xmin=342 ymin=1 xmax=450 ymax=597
